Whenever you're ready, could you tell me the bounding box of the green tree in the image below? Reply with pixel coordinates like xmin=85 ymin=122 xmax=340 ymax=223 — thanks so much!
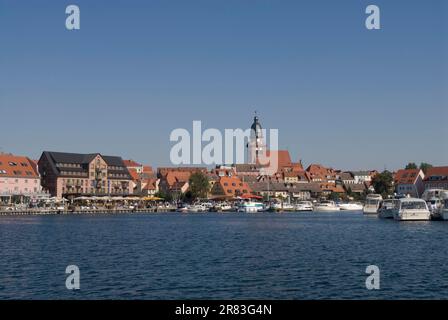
xmin=419 ymin=162 xmax=433 ymax=174
xmin=371 ymin=170 xmax=394 ymax=198
xmin=182 ymin=191 xmax=193 ymax=202
xmin=188 ymin=172 xmax=210 ymax=200
xmin=155 ymin=190 xmax=173 ymax=202
xmin=328 ymin=192 xmax=340 ymax=201
xmin=405 ymin=162 xmax=418 ymax=170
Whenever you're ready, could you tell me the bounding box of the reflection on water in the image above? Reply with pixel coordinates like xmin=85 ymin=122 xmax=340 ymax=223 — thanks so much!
xmin=0 ymin=212 xmax=447 ymax=299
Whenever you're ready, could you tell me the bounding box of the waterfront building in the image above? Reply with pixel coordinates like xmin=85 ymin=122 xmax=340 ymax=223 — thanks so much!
xmin=157 ymin=167 xmax=206 ymax=194
xmin=394 ymin=168 xmax=425 ymax=197
xmin=138 ymin=178 xmax=159 ymax=196
xmin=423 ymin=166 xmax=448 ymax=190
xmin=319 ymin=182 xmax=345 ymax=196
xmin=0 ymin=153 xmax=43 ymax=203
xmin=123 ymin=160 xmax=155 ymax=194
xmin=306 ymin=164 xmax=338 ymax=183
xmin=128 ymin=168 xmax=141 ymax=193
xmin=38 ymin=151 xmax=133 ymax=199
xmin=211 ymin=176 xmax=252 ymax=198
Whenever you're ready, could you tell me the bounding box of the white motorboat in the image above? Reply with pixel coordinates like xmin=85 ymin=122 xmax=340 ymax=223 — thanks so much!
xmin=294 ymin=201 xmax=314 ymax=212
xmin=188 ymin=204 xmax=208 ymax=213
xmin=393 ymin=198 xmax=431 ymax=221
xmin=363 ymin=194 xmax=383 ymax=214
xmin=271 ymin=202 xmax=295 ymax=211
xmin=237 ymin=200 xmax=264 ymax=213
xmin=338 ymin=202 xmax=363 ymax=211
xmin=378 ymin=199 xmax=399 ymax=219
xmin=314 ymin=200 xmax=340 ymax=212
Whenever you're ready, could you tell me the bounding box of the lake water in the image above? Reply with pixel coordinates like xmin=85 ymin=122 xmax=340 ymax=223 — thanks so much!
xmin=0 ymin=212 xmax=447 ymax=299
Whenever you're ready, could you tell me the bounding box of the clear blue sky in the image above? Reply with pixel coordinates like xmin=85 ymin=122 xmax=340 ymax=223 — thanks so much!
xmin=1 ymin=0 xmax=447 ymax=171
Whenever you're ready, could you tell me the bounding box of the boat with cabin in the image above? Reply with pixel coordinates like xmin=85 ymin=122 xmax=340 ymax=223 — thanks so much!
xmin=314 ymin=200 xmax=340 ymax=212
xmin=378 ymin=199 xmax=399 ymax=219
xmin=393 ymin=198 xmax=431 ymax=221
xmin=294 ymin=201 xmax=314 ymax=212
xmin=363 ymin=194 xmax=383 ymax=214
xmin=237 ymin=200 xmax=265 ymax=213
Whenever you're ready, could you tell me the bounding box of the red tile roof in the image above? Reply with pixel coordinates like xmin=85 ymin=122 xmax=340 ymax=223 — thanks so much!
xmin=423 ymin=166 xmax=448 ymax=180
xmin=306 ymin=164 xmax=336 ymax=180
xmin=265 ymin=150 xmax=292 ymax=169
xmin=165 ymin=171 xmax=192 ymax=187
xmin=394 ymin=169 xmax=422 ymax=185
xmin=216 ymin=176 xmax=252 ymax=197
xmin=128 ymin=168 xmax=140 ymax=182
xmin=142 ymin=165 xmax=153 ymax=174
xmin=0 ymin=154 xmax=39 ymax=178
xmin=123 ymin=159 xmax=142 ymax=168
xmin=143 ymin=178 xmax=157 ymax=190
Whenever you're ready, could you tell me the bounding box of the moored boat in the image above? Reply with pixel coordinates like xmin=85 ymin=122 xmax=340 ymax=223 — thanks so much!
xmin=363 ymin=194 xmax=383 ymax=214
xmin=378 ymin=199 xmax=399 ymax=219
xmin=294 ymin=201 xmax=314 ymax=212
xmin=314 ymin=200 xmax=340 ymax=212
xmin=393 ymin=198 xmax=431 ymax=221
xmin=237 ymin=200 xmax=264 ymax=213
xmin=271 ymin=202 xmax=295 ymax=212
xmin=338 ymin=202 xmax=363 ymax=211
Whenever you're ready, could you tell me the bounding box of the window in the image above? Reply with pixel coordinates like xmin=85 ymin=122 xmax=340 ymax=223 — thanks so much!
xmin=0 ymin=170 xmax=6 ymax=174
xmin=9 ymin=161 xmax=17 ymax=166
xmin=20 ymin=162 xmax=28 ymax=167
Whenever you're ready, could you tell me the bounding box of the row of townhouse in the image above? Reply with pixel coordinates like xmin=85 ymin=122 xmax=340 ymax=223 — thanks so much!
xmin=4 ymin=149 xmax=447 ymax=202
xmin=393 ymin=166 xmax=448 ymax=197
xmin=1 ymin=151 xmax=157 ymax=201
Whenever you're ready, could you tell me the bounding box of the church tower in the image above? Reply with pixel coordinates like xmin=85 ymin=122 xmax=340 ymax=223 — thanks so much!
xmin=248 ymin=112 xmax=266 ymax=164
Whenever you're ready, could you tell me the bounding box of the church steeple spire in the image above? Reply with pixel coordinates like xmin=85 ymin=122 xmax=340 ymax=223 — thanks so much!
xmin=248 ymin=112 xmax=265 ymax=164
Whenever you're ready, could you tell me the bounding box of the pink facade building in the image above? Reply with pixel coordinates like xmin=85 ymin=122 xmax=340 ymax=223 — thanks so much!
xmin=0 ymin=153 xmax=42 ymax=199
